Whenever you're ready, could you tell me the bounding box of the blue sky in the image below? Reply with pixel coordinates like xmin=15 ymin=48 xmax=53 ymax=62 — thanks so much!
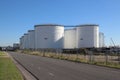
xmin=0 ymin=0 xmax=120 ymax=46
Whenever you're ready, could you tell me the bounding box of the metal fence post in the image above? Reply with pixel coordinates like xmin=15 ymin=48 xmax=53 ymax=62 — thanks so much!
xmin=105 ymin=51 xmax=108 ymax=65
xmin=118 ymin=52 xmax=120 ymax=64
xmin=76 ymin=49 xmax=79 ymax=61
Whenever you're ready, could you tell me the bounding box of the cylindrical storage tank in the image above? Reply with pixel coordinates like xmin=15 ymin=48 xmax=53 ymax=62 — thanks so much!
xmin=28 ymin=30 xmax=35 ymax=49
xmin=19 ymin=37 xmax=22 ymax=49
xmin=64 ymin=28 xmax=76 ymax=49
xmin=76 ymin=24 xmax=99 ymax=48
xmin=35 ymin=24 xmax=64 ymax=49
xmin=20 ymin=36 xmax=24 ymax=49
xmin=26 ymin=33 xmax=29 ymax=49
xmin=21 ymin=35 xmax=25 ymax=49
xmin=24 ymin=33 xmax=29 ymax=49
xmin=99 ymin=32 xmax=104 ymax=47
xmin=22 ymin=36 xmax=25 ymax=49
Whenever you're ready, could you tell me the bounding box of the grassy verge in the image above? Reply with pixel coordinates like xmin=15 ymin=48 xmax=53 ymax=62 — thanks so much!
xmin=21 ymin=50 xmax=120 ymax=69
xmin=0 ymin=51 xmax=23 ymax=80
xmin=93 ymin=62 xmax=120 ymax=69
xmin=0 ymin=51 xmax=6 ymax=56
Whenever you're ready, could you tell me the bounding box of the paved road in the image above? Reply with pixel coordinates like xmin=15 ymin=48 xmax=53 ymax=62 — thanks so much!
xmin=9 ymin=52 xmax=120 ymax=80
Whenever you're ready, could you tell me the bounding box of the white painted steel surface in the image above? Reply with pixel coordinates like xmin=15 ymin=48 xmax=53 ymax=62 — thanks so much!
xmin=64 ymin=28 xmax=76 ymax=49
xmin=13 ymin=43 xmax=19 ymax=48
xmin=20 ymin=36 xmax=24 ymax=49
xmin=22 ymin=36 xmax=24 ymax=49
xmin=99 ymin=32 xmax=104 ymax=47
xmin=35 ymin=24 xmax=64 ymax=49
xmin=24 ymin=33 xmax=29 ymax=49
xmin=28 ymin=30 xmax=35 ymax=49
xmin=19 ymin=37 xmax=22 ymax=49
xmin=76 ymin=24 xmax=99 ymax=48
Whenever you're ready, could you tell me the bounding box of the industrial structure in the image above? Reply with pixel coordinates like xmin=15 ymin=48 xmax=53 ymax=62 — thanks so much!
xmin=35 ymin=24 xmax=64 ymax=49
xmin=76 ymin=24 xmax=99 ymax=48
xmin=99 ymin=32 xmax=104 ymax=47
xmin=13 ymin=43 xmax=20 ymax=49
xmin=20 ymin=24 xmax=104 ymax=50
xmin=64 ymin=28 xmax=76 ymax=49
xmin=28 ymin=30 xmax=35 ymax=49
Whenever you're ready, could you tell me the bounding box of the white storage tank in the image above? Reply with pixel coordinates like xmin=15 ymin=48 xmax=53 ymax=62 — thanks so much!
xmin=24 ymin=33 xmax=29 ymax=49
xmin=35 ymin=24 xmax=64 ymax=49
xmin=13 ymin=43 xmax=20 ymax=49
xmin=64 ymin=28 xmax=76 ymax=49
xmin=76 ymin=24 xmax=99 ymax=48
xmin=20 ymin=36 xmax=25 ymax=49
xmin=26 ymin=33 xmax=29 ymax=49
xmin=19 ymin=37 xmax=22 ymax=49
xmin=99 ymin=32 xmax=104 ymax=47
xmin=28 ymin=30 xmax=35 ymax=49
xmin=19 ymin=37 xmax=23 ymax=49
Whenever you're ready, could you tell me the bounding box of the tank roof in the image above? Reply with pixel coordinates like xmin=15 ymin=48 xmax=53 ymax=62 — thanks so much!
xmin=28 ymin=30 xmax=34 ymax=32
xmin=65 ymin=28 xmax=76 ymax=31
xmin=34 ymin=24 xmax=64 ymax=27
xmin=24 ymin=33 xmax=28 ymax=35
xmin=76 ymin=24 xmax=99 ymax=27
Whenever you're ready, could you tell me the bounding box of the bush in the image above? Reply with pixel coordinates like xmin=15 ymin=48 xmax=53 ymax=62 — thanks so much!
xmin=0 ymin=47 xmax=2 ymax=51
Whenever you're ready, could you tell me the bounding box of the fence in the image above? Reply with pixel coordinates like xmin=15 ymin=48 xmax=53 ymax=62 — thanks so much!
xmin=21 ymin=48 xmax=120 ymax=68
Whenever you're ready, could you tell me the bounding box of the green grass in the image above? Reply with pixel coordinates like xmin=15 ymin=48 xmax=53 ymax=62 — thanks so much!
xmin=93 ymin=62 xmax=120 ymax=69
xmin=0 ymin=51 xmax=23 ymax=80
xmin=21 ymin=50 xmax=120 ymax=69
xmin=0 ymin=51 xmax=6 ymax=56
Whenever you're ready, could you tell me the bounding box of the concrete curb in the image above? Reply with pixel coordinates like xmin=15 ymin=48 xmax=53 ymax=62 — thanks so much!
xmin=6 ymin=52 xmax=37 ymax=80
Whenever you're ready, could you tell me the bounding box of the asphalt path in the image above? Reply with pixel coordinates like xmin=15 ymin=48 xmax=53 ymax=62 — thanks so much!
xmin=9 ymin=52 xmax=120 ymax=80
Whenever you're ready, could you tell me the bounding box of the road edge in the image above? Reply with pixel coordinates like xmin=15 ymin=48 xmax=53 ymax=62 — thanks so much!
xmin=6 ymin=52 xmax=37 ymax=80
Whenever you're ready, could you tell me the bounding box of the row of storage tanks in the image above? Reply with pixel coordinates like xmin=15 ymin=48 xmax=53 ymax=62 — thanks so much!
xmin=20 ymin=24 xmax=104 ymax=50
